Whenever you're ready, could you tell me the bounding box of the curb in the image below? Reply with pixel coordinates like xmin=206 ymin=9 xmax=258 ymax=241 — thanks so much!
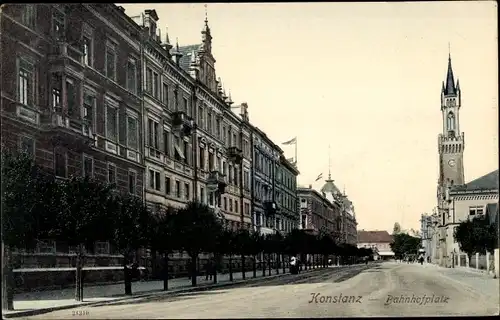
xmin=3 ymin=266 xmax=336 ymax=318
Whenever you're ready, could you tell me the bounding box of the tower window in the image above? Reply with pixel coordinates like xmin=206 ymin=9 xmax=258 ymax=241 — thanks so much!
xmin=446 ymin=112 xmax=455 ymax=131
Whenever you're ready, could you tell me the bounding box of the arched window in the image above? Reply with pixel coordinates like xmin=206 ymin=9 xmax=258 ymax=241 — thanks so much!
xmin=447 ymin=112 xmax=455 ymax=131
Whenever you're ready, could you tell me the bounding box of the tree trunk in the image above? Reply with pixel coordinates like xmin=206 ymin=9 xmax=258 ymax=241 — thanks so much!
xmin=75 ymin=244 xmax=84 ymax=301
xmin=262 ymin=254 xmax=266 ymax=277
xmin=252 ymin=255 xmax=257 ymax=278
xmin=229 ymin=255 xmax=233 ymax=281
xmin=2 ymin=243 xmax=14 ymax=310
xmin=282 ymin=254 xmax=286 ymax=274
xmin=276 ymin=253 xmax=280 ymax=274
xmin=214 ymin=254 xmax=219 ymax=284
xmin=241 ymin=254 xmax=246 ymax=280
xmin=191 ymin=255 xmax=197 ymax=286
xmin=123 ymin=254 xmax=132 ymax=296
xmin=163 ymin=253 xmax=169 ymax=291
xmin=268 ymin=253 xmax=272 ymax=275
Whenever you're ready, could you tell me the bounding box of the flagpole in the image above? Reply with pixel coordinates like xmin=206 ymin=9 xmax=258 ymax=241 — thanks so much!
xmin=295 ymin=137 xmax=298 ymax=167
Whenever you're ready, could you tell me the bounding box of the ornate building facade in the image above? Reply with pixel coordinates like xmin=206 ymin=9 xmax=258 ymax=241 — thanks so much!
xmin=1 ymin=4 xmax=301 ymax=289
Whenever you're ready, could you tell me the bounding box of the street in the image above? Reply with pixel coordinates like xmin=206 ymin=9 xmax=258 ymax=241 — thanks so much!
xmin=21 ymin=263 xmax=499 ymax=318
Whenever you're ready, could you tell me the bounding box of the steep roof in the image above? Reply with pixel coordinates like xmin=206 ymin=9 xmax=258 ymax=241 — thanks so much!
xmin=444 ymin=55 xmax=456 ymax=96
xmin=357 ymin=230 xmax=393 ymax=243
xmin=171 ymin=44 xmax=201 ymax=71
xmin=451 ymin=169 xmax=499 ymax=192
xmin=320 ymin=179 xmax=341 ymax=197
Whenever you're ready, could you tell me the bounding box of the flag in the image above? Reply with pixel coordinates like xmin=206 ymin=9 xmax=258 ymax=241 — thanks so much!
xmin=315 ymin=173 xmax=323 ymax=181
xmin=282 ymin=137 xmax=297 ymax=145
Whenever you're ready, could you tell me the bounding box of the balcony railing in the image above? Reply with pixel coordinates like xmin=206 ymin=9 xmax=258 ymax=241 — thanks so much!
xmin=263 ymin=201 xmax=278 ymax=215
xmin=172 ymin=111 xmax=194 ymax=137
xmin=228 ymin=147 xmax=243 ymax=164
xmin=207 ymin=170 xmax=227 ymax=194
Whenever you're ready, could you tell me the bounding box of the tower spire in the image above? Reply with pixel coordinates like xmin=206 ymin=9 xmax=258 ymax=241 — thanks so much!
xmin=204 ymin=4 xmax=208 ymax=24
xmin=445 ymin=44 xmax=456 ymax=95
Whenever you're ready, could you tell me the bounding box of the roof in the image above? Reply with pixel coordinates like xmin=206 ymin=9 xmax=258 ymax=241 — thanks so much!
xmin=171 ymin=44 xmax=202 ymax=71
xmin=444 ymin=56 xmax=456 ymax=96
xmin=451 ymin=169 xmax=499 ymax=192
xmin=357 ymin=230 xmax=393 ymax=244
xmin=320 ymin=178 xmax=342 ymax=197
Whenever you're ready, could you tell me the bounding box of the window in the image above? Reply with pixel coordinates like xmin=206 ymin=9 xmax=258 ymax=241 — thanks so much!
xmin=200 ymin=187 xmax=205 ymax=204
xmin=146 ymin=68 xmax=153 ymax=93
xmin=175 ymin=180 xmax=181 ymax=198
xmin=83 ymin=155 xmax=93 ymax=178
xmin=469 ymin=206 xmax=484 ymax=216
xmin=106 ymin=104 xmax=118 ymax=142
xmin=18 ymin=59 xmax=35 ymax=106
xmin=235 ymin=200 xmax=239 ymax=213
xmin=153 ymin=72 xmax=159 ymax=98
xmin=208 ymin=152 xmax=214 ymax=171
xmin=165 ymin=176 xmax=171 ymax=195
xmin=54 ymin=148 xmax=67 ymax=178
xmin=83 ymin=92 xmax=95 ymax=127
xmin=19 ymin=136 xmax=35 ymax=156
xmin=199 ymin=147 xmax=205 ymax=170
xmin=107 ymin=163 xmax=117 ymax=184
xmin=94 ymin=241 xmax=110 ymax=255
xmin=216 ymin=118 xmax=221 ymax=138
xmin=224 ymin=197 xmax=227 ymax=210
xmin=52 ymin=9 xmax=65 ymax=40
xmin=126 ymin=59 xmax=137 ymax=94
xmin=127 ymin=114 xmax=138 ymax=150
xmin=163 ymin=129 xmax=170 ymax=157
xmin=183 ymin=140 xmax=189 ymax=165
xmin=183 ymin=97 xmax=188 ymax=113
xmin=83 ymin=36 xmax=93 ymax=67
xmin=198 ymin=106 xmax=204 ymax=128
xmin=229 ymin=199 xmax=233 ymax=212
xmin=244 ymin=171 xmax=249 ymax=190
xmin=148 ymin=119 xmax=159 ymax=149
xmin=105 ymin=42 xmax=117 ymax=80
xmin=232 ymin=133 xmax=237 ymax=147
xmin=128 ymin=171 xmax=136 ymax=195
xmin=148 ymin=169 xmax=161 ymax=191
xmin=185 ymin=183 xmax=190 ymax=200
xmin=162 ymin=83 xmax=169 ymax=106
xmin=447 ymin=112 xmax=455 ymax=131
xmin=244 ymin=203 xmax=250 ymax=215
xmin=21 ymin=5 xmax=36 ymax=28
xmin=66 ymin=78 xmax=76 ymax=116
xmin=209 ymin=192 xmax=214 ymax=206
xmin=207 ymin=113 xmax=212 ymax=134
xmin=37 ymin=240 xmax=56 ymax=254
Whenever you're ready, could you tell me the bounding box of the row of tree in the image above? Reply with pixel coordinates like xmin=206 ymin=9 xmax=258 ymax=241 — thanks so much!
xmin=1 ymin=149 xmax=374 ymax=310
xmin=390 ymin=232 xmax=422 ymax=260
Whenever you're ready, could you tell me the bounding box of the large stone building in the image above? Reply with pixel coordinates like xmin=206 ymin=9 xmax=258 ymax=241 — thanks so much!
xmin=297 ymin=186 xmax=338 ymax=236
xmin=1 ymin=4 xmax=301 ymax=290
xmin=433 ymin=53 xmax=499 ymax=267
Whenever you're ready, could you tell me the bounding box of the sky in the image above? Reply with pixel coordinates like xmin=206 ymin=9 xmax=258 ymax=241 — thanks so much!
xmin=119 ymin=2 xmax=498 ymax=233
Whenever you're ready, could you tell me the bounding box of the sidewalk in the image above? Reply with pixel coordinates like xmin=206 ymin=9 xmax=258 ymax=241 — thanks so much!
xmin=6 ymin=265 xmax=336 ymax=318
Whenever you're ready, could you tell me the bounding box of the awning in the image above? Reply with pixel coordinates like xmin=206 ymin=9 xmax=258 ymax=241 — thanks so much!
xmin=174 ymin=145 xmax=185 ymax=159
xmin=377 ymin=251 xmax=395 ymax=256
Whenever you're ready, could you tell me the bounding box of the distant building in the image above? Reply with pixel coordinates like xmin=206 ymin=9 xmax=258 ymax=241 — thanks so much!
xmin=297 ymin=186 xmax=339 ymax=236
xmin=357 ymin=230 xmax=394 ymax=260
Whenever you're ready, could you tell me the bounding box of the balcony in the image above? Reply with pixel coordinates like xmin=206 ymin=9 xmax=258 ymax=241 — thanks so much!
xmin=228 ymin=147 xmax=243 ymax=164
xmin=45 ymin=112 xmax=96 ymax=148
xmin=263 ymin=201 xmax=278 ymax=215
xmin=172 ymin=111 xmax=194 ymax=137
xmin=48 ymin=42 xmax=84 ymax=69
xmin=207 ymin=170 xmax=227 ymax=194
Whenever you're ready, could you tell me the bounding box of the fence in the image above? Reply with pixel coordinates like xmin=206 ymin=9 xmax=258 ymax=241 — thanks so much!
xmin=478 ymin=254 xmax=488 ymax=270
xmin=469 ymin=256 xmax=477 ymax=269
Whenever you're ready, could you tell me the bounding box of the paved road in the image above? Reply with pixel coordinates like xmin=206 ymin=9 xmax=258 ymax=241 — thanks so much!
xmin=23 ymin=263 xmax=499 ymax=318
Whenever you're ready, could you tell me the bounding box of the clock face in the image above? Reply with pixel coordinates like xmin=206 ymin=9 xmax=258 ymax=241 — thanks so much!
xmin=448 ymin=159 xmax=456 ymax=167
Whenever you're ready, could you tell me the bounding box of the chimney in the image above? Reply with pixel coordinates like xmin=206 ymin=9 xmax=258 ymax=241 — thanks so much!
xmin=240 ymin=102 xmax=249 ymax=122
xmin=117 ymin=6 xmax=125 ymax=12
xmin=309 ymin=184 xmax=312 ymax=189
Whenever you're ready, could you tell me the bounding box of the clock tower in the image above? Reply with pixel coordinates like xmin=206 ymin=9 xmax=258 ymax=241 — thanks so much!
xmin=438 ymin=53 xmax=465 ymax=189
